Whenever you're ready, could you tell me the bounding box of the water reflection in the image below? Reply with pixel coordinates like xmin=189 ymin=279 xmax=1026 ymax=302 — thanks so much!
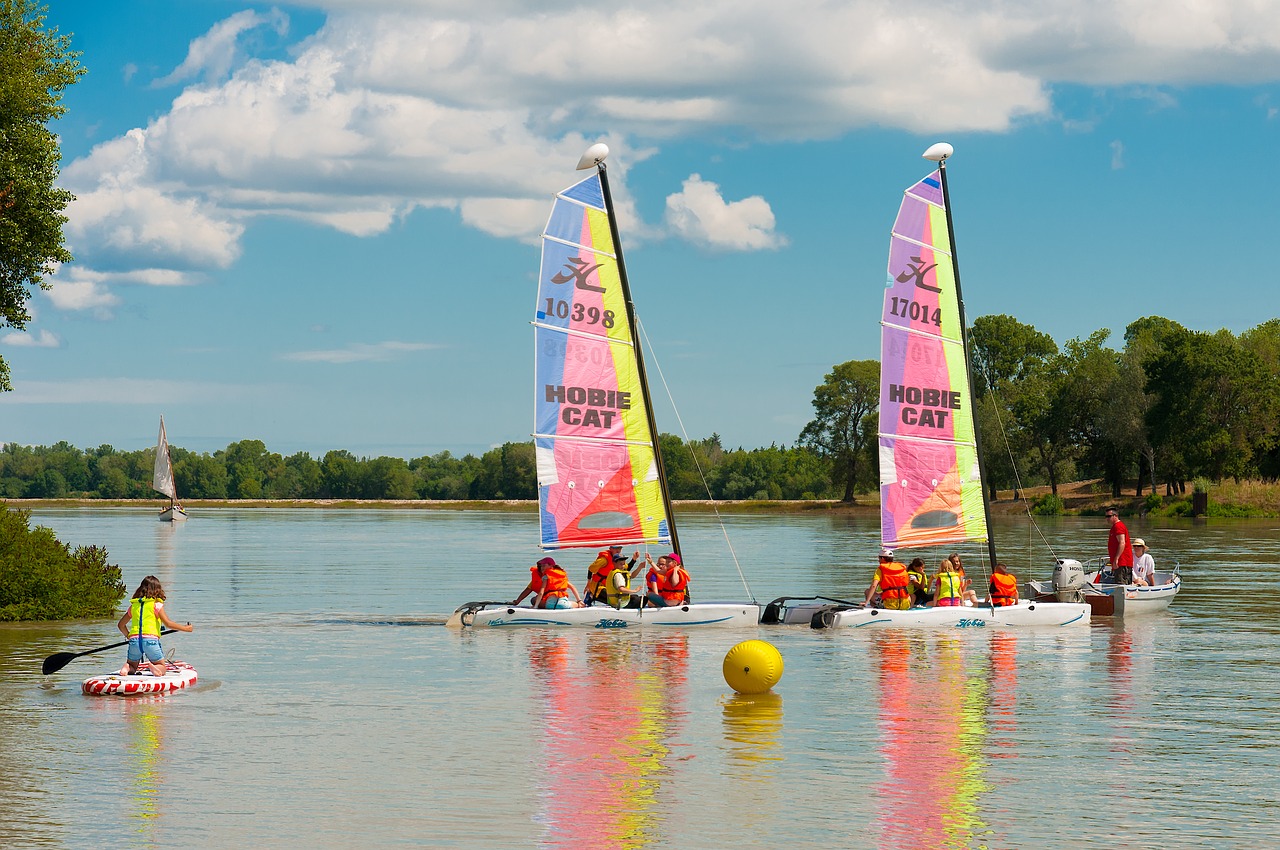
xmin=870 ymin=632 xmax=1016 ymax=849
xmin=527 ymin=632 xmax=687 ymax=848
xmin=88 ymin=697 xmax=171 ymax=848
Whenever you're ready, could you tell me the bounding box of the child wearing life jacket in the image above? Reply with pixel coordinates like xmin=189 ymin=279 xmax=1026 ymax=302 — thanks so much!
xmin=645 ymin=554 xmax=690 ymax=607
xmin=513 ymin=557 xmax=583 ymax=608
xmin=988 ymin=563 xmax=1019 ymax=607
xmin=117 ymin=575 xmax=194 ymax=676
xmin=602 ymin=551 xmax=644 ymax=609
xmin=932 ymin=560 xmax=965 ymax=607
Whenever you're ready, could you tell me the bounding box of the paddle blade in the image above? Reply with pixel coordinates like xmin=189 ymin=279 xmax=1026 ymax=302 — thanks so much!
xmin=42 ymin=652 xmax=78 ymax=676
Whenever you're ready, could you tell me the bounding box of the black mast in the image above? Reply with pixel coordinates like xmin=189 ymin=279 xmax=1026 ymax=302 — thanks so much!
xmin=935 ymin=151 xmax=999 ymax=571
xmin=595 ymin=160 xmax=681 ymax=561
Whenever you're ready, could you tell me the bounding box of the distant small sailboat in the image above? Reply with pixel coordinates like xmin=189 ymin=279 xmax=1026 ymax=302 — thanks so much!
xmin=153 ymin=416 xmax=187 ymax=522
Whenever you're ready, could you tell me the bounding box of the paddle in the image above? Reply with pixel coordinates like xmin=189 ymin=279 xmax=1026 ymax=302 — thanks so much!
xmin=42 ymin=628 xmax=175 ymax=675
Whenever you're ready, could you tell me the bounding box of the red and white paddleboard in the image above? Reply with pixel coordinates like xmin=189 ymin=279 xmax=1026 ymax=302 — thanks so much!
xmin=82 ymin=661 xmax=198 ymax=696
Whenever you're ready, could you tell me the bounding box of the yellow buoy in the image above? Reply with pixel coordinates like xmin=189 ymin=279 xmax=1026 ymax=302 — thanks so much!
xmin=722 ymin=639 xmax=784 ymax=694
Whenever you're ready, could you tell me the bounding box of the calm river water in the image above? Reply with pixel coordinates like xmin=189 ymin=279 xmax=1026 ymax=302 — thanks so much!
xmin=2 ymin=507 xmax=1277 ymax=849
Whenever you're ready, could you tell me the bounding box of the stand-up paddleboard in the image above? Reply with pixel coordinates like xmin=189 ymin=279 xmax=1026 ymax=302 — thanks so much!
xmin=82 ymin=661 xmax=198 ymax=696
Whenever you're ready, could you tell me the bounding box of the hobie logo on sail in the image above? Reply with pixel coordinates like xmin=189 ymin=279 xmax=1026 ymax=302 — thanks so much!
xmin=888 ymin=384 xmax=960 ymax=429
xmin=551 ymin=256 xmax=605 ymax=293
xmin=896 ymin=255 xmax=941 ymax=293
xmin=546 ymin=384 xmax=631 ymax=428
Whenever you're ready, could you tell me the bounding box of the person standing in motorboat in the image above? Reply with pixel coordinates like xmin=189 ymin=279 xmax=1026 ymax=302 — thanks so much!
xmin=1105 ymin=507 xmax=1134 ymax=584
xmin=1132 ymin=538 xmax=1155 ymax=586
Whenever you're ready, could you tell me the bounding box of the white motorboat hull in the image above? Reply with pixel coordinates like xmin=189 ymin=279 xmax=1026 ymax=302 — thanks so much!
xmin=159 ymin=506 xmax=188 ymax=522
xmin=1029 ymin=571 xmax=1180 ymax=616
xmin=454 ymin=602 xmax=759 ymax=629
xmin=819 ymin=600 xmax=1090 ymax=630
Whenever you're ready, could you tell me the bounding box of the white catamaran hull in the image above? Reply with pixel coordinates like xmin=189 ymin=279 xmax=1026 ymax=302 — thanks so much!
xmin=818 ymin=600 xmax=1090 ymax=629
xmin=456 ymin=602 xmax=760 ymax=629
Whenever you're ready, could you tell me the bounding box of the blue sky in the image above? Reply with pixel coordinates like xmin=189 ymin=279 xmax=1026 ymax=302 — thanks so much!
xmin=3 ymin=0 xmax=1279 ymax=458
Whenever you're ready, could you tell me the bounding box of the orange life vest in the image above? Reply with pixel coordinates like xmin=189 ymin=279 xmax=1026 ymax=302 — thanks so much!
xmin=989 ymin=572 xmax=1017 ymax=606
xmin=541 ymin=566 xmax=569 ymax=597
xmin=878 ymin=562 xmax=910 ymax=600
xmin=584 ymin=552 xmax=612 ymax=593
xmin=657 ymin=567 xmax=689 ymax=605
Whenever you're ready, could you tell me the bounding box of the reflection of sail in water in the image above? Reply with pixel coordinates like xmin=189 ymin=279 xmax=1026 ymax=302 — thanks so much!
xmin=154 ymin=521 xmax=178 ymax=587
xmin=870 ymin=634 xmax=996 ymax=850
xmin=527 ymin=632 xmax=687 ymax=849
xmin=988 ymin=632 xmax=1018 ymax=760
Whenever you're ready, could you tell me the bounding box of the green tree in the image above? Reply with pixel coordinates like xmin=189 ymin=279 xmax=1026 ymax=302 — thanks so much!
xmin=0 ymin=1 xmax=84 ymax=391
xmin=799 ymin=359 xmax=879 ymax=502
xmin=0 ymin=503 xmax=124 ymax=620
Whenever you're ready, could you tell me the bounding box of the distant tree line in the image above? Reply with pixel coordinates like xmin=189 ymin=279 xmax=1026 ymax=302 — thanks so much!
xmin=0 ymin=436 xmax=838 ymax=501
xmin=799 ymin=315 xmax=1280 ymax=502
xmin=5 ymin=314 xmax=1276 ymax=505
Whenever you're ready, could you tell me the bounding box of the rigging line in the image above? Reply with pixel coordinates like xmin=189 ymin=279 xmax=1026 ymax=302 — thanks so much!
xmin=982 ymin=377 xmax=1062 ymax=564
xmin=633 ymin=315 xmax=756 ymax=604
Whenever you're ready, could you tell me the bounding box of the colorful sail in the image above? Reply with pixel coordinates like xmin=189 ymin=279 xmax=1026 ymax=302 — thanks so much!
xmin=878 ymin=169 xmax=987 ymax=550
xmin=152 ymin=416 xmax=177 ymax=499
xmin=534 ymin=173 xmax=671 ymax=550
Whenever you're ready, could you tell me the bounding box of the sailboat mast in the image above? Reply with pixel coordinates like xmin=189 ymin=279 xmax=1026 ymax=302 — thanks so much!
xmin=595 ymin=162 xmax=682 ymax=560
xmin=936 ymin=157 xmax=999 ymax=570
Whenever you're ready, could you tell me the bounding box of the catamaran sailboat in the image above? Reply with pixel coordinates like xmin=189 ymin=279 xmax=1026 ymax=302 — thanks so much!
xmin=766 ymin=144 xmax=1089 ymax=629
xmin=153 ymin=416 xmax=187 ymax=522
xmin=449 ymin=144 xmax=758 ymax=628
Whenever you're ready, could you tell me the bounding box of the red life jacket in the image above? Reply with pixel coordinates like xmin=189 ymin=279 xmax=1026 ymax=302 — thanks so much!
xmin=657 ymin=567 xmax=689 ymax=605
xmin=542 ymin=566 xmax=569 ymax=596
xmin=989 ymin=572 xmax=1018 ymax=606
xmin=878 ymin=563 xmax=910 ymax=600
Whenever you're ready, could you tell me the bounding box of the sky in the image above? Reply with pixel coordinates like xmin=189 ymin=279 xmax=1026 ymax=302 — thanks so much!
xmin=3 ymin=0 xmax=1280 ymax=459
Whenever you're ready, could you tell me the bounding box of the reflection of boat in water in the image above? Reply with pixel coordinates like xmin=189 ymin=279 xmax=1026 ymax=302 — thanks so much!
xmin=527 ymin=631 xmax=688 ymax=848
xmin=1028 ymin=557 xmax=1181 ymax=616
xmin=452 ymin=144 xmax=757 ymax=629
xmin=869 ymin=632 xmax=1018 ymax=849
xmin=769 ymin=144 xmax=1088 ymax=630
xmin=87 ymin=696 xmax=170 ymax=844
xmin=153 ymin=416 xmax=187 ymax=522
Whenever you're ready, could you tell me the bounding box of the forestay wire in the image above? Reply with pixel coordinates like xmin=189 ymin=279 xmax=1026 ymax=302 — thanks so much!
xmin=635 ymin=316 xmax=757 ymax=603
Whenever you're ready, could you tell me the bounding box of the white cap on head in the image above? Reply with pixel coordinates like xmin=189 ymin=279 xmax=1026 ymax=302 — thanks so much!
xmin=880 ymin=548 xmax=894 ymax=559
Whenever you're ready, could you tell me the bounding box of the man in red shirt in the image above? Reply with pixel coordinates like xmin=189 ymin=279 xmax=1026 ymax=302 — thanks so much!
xmin=1106 ymin=507 xmax=1134 ymax=584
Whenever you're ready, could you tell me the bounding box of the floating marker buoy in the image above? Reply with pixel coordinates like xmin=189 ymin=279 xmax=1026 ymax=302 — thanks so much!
xmin=722 ymin=639 xmax=784 ymax=694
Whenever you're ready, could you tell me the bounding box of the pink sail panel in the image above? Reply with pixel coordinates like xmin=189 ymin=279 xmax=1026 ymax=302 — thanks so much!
xmin=879 ymin=170 xmax=986 ymax=550
xmin=534 ymin=173 xmax=672 ymax=550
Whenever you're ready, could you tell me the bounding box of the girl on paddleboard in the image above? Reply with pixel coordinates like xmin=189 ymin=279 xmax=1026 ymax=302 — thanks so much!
xmin=117 ymin=575 xmax=194 ymax=676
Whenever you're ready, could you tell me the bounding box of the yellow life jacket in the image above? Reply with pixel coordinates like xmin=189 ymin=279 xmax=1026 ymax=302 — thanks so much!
xmin=604 ymin=563 xmax=633 ymax=608
xmin=937 ymin=571 xmax=964 ymax=600
xmin=129 ymin=598 xmax=162 ymax=637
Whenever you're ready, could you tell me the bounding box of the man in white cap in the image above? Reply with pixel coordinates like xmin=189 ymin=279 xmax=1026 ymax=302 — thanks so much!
xmin=1131 ymin=538 xmax=1155 ymax=586
xmin=865 ymin=548 xmax=912 ymax=610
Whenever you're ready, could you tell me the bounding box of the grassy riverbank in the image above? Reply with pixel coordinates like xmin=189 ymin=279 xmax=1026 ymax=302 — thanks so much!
xmin=6 ymin=478 xmax=1278 ymax=516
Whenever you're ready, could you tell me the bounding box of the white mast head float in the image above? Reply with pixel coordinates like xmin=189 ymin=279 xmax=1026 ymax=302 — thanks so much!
xmin=922 ymin=142 xmax=954 ymax=162
xmin=576 ymin=142 xmax=610 ymax=170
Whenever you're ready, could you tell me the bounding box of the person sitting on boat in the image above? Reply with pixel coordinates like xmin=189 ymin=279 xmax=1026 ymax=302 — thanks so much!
xmin=1104 ymin=507 xmax=1135 ymax=584
xmin=582 ymin=544 xmax=624 ymax=605
xmin=988 ymin=563 xmax=1019 ymax=607
xmin=1131 ymin=538 xmax=1155 ymax=586
xmin=513 ymin=557 xmax=582 ymax=609
xmin=932 ymin=559 xmax=965 ymax=607
xmin=906 ymin=557 xmax=931 ymax=607
xmin=645 ymin=553 xmax=690 ymax=607
xmin=865 ymin=549 xmax=912 ymax=610
xmin=603 ymin=551 xmax=645 ymax=609
xmin=948 ymin=553 xmax=980 ymax=606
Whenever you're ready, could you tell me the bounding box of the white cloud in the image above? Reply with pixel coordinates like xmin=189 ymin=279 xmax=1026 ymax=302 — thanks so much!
xmin=43 ymin=274 xmax=122 ymax=317
xmin=281 ymin=340 xmax=442 ymax=363
xmin=58 ymin=1 xmax=1280 ymax=305
xmin=665 ymin=175 xmax=785 ymax=251
xmin=1111 ymin=140 xmax=1126 ymax=170
xmin=1 ymin=329 xmax=61 ymax=348
xmin=153 ymin=9 xmax=289 ymax=87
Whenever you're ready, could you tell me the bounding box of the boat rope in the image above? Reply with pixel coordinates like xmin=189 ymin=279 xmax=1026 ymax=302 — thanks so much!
xmin=983 ymin=382 xmax=1063 ymax=566
xmin=634 ymin=316 xmax=757 ymax=604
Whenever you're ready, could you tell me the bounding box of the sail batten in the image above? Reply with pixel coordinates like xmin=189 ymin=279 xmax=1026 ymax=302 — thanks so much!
xmin=535 ymin=172 xmax=673 ymax=552
xmin=879 ymin=169 xmax=988 ymax=551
